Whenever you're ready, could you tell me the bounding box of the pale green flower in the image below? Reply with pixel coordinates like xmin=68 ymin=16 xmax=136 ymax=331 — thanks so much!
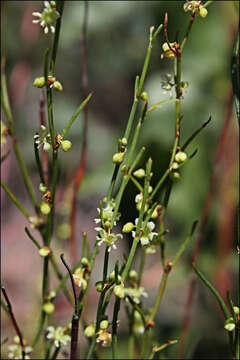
xmin=124 ymin=286 xmax=148 ymax=304
xmin=46 ymin=326 xmax=71 ymax=348
xmin=132 ymin=218 xmax=158 ymax=246
xmin=8 ymin=344 xmax=32 ymax=359
xmin=32 ymin=1 xmax=60 ymax=34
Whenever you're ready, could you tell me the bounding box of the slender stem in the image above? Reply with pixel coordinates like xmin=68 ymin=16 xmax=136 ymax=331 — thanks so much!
xmin=148 ymin=270 xmax=169 ymax=323
xmin=39 ymin=92 xmax=49 ymax=186
xmin=181 ymin=14 xmax=196 ymax=51
xmin=50 ymin=1 xmax=65 ymax=75
xmin=181 ymin=116 xmax=211 ymax=151
xmin=112 ymin=297 xmax=121 ymax=359
xmin=25 ymin=227 xmax=41 ymax=249
xmin=1 ymin=180 xmax=30 ymax=219
xmin=54 ymin=259 xmax=83 ymax=296
xmin=34 ymin=137 xmax=45 ymax=185
xmin=138 ymin=247 xmax=146 ymax=287
xmin=130 ymin=175 xmax=143 ymax=192
xmin=1 ymin=286 xmax=25 ymax=359
xmin=50 ymin=346 xmax=61 ymax=360
xmin=147 ymin=98 xmax=176 ymax=114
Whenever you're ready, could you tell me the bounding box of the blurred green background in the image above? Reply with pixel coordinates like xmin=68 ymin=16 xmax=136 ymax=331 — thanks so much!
xmin=1 ymin=1 xmax=238 ymax=359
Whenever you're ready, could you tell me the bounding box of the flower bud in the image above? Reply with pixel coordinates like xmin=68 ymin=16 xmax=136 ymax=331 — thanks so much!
xmin=109 ymin=271 xmax=122 ymax=283
xmin=234 ymin=306 xmax=239 ymax=315
xmin=175 ymin=151 xmax=187 ymax=163
xmin=199 ymin=7 xmax=208 ymax=18
xmin=39 ymin=183 xmax=47 ymax=193
xmin=53 ymin=80 xmax=63 ymax=91
xmin=121 ymin=137 xmax=127 ymax=146
xmin=170 ymin=171 xmax=181 ymax=181
xmin=122 ymin=222 xmax=135 ymax=233
xmin=96 ymin=281 xmax=103 ymax=292
xmin=43 ymin=142 xmax=51 ymax=152
xmin=224 ymin=318 xmax=235 ymax=332
xmin=140 ymin=92 xmax=148 ymax=101
xmin=49 ymin=291 xmax=56 ymax=299
xmin=100 ymin=320 xmax=109 ymax=330
xmin=151 ymin=207 xmax=158 ymax=219
xmin=121 ymin=165 xmax=127 ymax=173
xmin=81 ymin=257 xmax=89 ymax=267
xmin=40 ymin=202 xmax=51 ymax=215
xmin=162 ymin=42 xmax=175 ymax=59
xmin=113 ymin=284 xmax=125 ymax=299
xmin=61 ymin=140 xmax=72 ymax=152
xmin=172 ymin=162 xmax=179 ymax=170
xmin=148 ymin=186 xmax=153 ymax=194
xmin=133 ymin=168 xmax=145 ymax=178
xmin=84 ymin=324 xmax=95 ymax=338
xmin=129 ymin=269 xmax=137 ymax=280
xmin=42 ymin=302 xmax=55 ymax=315
xmin=113 ymin=152 xmax=125 ymax=164
xmin=33 ymin=76 xmax=45 ymax=88
xmin=39 ymin=246 xmax=51 ymax=257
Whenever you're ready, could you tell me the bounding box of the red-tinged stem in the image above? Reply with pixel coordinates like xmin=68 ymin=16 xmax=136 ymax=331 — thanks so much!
xmin=39 ymin=91 xmax=49 ymax=187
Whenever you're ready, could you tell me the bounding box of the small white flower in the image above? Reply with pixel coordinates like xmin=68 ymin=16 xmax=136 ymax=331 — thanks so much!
xmin=96 ymin=228 xmax=123 ymax=252
xmin=32 ymin=1 xmax=60 ymax=34
xmin=46 ymin=326 xmax=71 ymax=348
xmin=124 ymin=286 xmax=148 ymax=304
xmin=132 ymin=218 xmax=158 ymax=246
xmin=72 ymin=267 xmax=87 ymax=289
xmin=183 ymin=1 xmax=202 ymax=15
xmin=8 ymin=343 xmax=32 ymax=360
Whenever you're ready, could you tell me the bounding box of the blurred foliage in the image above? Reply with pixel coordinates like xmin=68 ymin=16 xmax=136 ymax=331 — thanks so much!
xmin=1 ymin=1 xmax=238 ymax=359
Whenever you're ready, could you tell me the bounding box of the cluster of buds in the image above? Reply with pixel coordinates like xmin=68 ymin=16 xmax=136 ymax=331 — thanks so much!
xmin=183 ymin=1 xmax=208 ymax=18
xmin=112 ymin=137 xmax=127 ymax=164
xmin=84 ymin=321 xmax=112 ymax=347
xmin=32 ymin=1 xmax=60 ymax=34
xmin=33 ymin=75 xmax=63 ymax=91
xmin=55 ymin=134 xmax=72 ymax=152
xmin=170 ymin=150 xmax=188 ymax=181
xmin=224 ymin=306 xmax=239 ymax=332
xmin=7 ymin=336 xmax=33 ymax=360
xmin=161 ymin=41 xmax=181 ymax=60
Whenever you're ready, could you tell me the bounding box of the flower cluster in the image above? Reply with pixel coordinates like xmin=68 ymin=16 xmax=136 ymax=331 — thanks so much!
xmin=95 ymin=199 xmax=122 ymax=251
xmin=34 ymin=125 xmax=51 ymax=152
xmin=32 ymin=1 xmax=60 ymax=34
xmin=132 ymin=218 xmax=158 ymax=246
xmin=7 ymin=337 xmax=32 ymax=360
xmin=183 ymin=1 xmax=208 ymax=18
xmin=124 ymin=286 xmax=148 ymax=304
xmin=46 ymin=326 xmax=71 ymax=348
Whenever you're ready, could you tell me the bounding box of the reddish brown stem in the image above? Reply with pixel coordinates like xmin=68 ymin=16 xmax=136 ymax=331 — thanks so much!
xmin=178 ymin=87 xmax=234 ymax=358
xmin=1 ymin=286 xmax=25 ymax=359
xmin=69 ymin=1 xmax=89 ymax=263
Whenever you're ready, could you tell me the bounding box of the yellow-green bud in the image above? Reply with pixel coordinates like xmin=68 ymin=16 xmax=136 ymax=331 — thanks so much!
xmin=151 ymin=207 xmax=158 ymax=219
xmin=170 ymin=171 xmax=181 ymax=180
xmin=40 ymin=202 xmax=51 ymax=215
xmin=53 ymin=80 xmax=63 ymax=91
xmin=140 ymin=92 xmax=148 ymax=101
xmin=172 ymin=162 xmax=179 ymax=170
xmin=39 ymin=246 xmax=51 ymax=257
xmin=224 ymin=317 xmax=235 ymax=332
xmin=199 ymin=7 xmax=208 ymax=18
xmin=39 ymin=183 xmax=47 ymax=193
xmin=33 ymin=76 xmax=45 ymax=88
xmin=148 ymin=186 xmax=153 ymax=194
xmin=113 ymin=284 xmax=125 ymax=299
xmin=129 ymin=269 xmax=137 ymax=280
xmin=175 ymin=151 xmax=187 ymax=163
xmin=121 ymin=165 xmax=127 ymax=173
xmin=162 ymin=42 xmax=175 ymax=59
xmin=49 ymin=291 xmax=56 ymax=299
xmin=133 ymin=168 xmax=145 ymax=178
xmin=234 ymin=306 xmax=239 ymax=315
xmin=100 ymin=320 xmax=109 ymax=330
xmin=109 ymin=271 xmax=122 ymax=282
xmin=96 ymin=281 xmax=103 ymax=292
xmin=42 ymin=302 xmax=55 ymax=315
xmin=121 ymin=137 xmax=127 ymax=146
xmin=122 ymin=222 xmax=135 ymax=233
xmin=113 ymin=152 xmax=125 ymax=164
xmin=50 ymin=1 xmax=56 ymax=8
xmin=84 ymin=324 xmax=95 ymax=338
xmin=61 ymin=140 xmax=72 ymax=152
xmin=81 ymin=257 xmax=89 ymax=267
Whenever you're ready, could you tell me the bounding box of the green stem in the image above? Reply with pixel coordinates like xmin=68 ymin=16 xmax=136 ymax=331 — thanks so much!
xmin=34 ymin=139 xmax=45 ymax=185
xmin=130 ymin=174 xmax=143 ymax=192
xmin=149 ymin=271 xmax=169 ymax=323
xmin=112 ymin=297 xmax=121 ymax=359
xmin=61 ymin=93 xmax=93 ymax=138
xmin=192 ymin=263 xmax=230 ymax=319
xmin=137 ymin=247 xmax=146 ymax=287
xmin=24 ymin=227 xmax=41 ymax=249
xmin=1 ymin=180 xmax=30 ymax=219
xmin=50 ymin=1 xmax=65 ymax=74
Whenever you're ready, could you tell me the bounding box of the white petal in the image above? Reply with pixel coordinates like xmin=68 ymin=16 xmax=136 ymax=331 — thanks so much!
xmin=32 ymin=12 xmax=42 ymax=17
xmin=132 ymin=231 xmax=135 ymax=238
xmin=44 ymin=1 xmax=50 ymax=8
xmin=32 ymin=19 xmax=41 ymax=23
xmin=95 ymin=227 xmax=102 ymax=232
xmin=140 ymin=237 xmax=149 ymax=246
xmin=44 ymin=26 xmax=49 ymax=34
xmin=40 ymin=20 xmax=45 ymax=27
xmin=135 ymin=218 xmax=139 ymax=225
xmin=94 ymin=218 xmax=101 ymax=224
xmin=148 ymin=221 xmax=155 ymax=231
xmin=50 ymin=26 xmax=55 ymax=33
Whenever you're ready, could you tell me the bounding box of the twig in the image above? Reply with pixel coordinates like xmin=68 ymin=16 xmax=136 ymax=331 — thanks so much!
xmin=69 ymin=0 xmax=89 ymax=263
xmin=39 ymin=91 xmax=49 ymax=186
xmin=1 ymin=286 xmax=25 ymax=359
xmin=60 ymin=254 xmax=79 ymax=360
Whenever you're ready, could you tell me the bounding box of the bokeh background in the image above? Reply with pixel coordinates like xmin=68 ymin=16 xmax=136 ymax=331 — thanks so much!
xmin=1 ymin=1 xmax=239 ymax=359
